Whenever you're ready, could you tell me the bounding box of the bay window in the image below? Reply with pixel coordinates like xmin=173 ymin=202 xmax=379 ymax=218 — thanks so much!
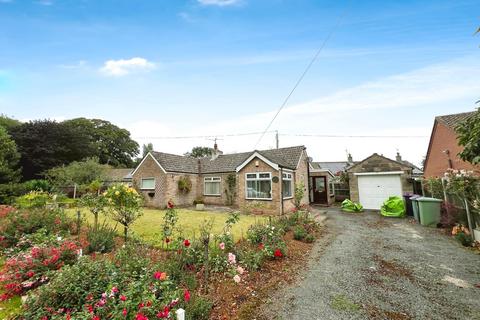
xmin=246 ymin=172 xmax=272 ymax=199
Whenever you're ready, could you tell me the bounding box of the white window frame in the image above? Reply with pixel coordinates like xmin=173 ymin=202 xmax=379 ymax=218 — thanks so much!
xmin=204 ymin=176 xmax=221 ymax=196
xmin=245 ymin=172 xmax=272 ymax=200
xmin=140 ymin=177 xmax=156 ymax=190
xmin=282 ymin=171 xmax=293 ymax=199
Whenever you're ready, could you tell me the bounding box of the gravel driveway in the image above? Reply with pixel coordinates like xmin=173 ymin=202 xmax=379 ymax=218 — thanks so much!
xmin=261 ymin=209 xmax=480 ymax=320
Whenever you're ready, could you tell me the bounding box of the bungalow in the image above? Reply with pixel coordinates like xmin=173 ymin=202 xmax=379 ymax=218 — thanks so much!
xmin=131 ymin=145 xmax=309 ymax=214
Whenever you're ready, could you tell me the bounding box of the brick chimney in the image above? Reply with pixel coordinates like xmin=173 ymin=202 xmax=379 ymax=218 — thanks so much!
xmin=396 ymin=151 xmax=402 ymax=162
xmin=211 ymin=141 xmax=223 ymax=160
xmin=347 ymin=153 xmax=353 ymax=163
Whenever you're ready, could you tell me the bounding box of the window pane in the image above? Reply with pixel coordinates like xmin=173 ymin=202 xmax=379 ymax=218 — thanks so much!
xmin=247 ymin=180 xmax=256 ymax=198
xmin=258 ymin=180 xmax=272 ymax=198
xmin=246 ymin=174 xmax=256 ymax=179
xmin=205 ymin=182 xmax=220 ymax=195
xmin=283 ymin=180 xmax=292 ymax=197
xmin=259 ymin=173 xmax=270 ymax=179
xmin=141 ymin=178 xmax=155 ymax=189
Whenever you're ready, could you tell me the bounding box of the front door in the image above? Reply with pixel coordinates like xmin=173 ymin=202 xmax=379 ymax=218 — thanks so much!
xmin=312 ymin=176 xmax=328 ymax=204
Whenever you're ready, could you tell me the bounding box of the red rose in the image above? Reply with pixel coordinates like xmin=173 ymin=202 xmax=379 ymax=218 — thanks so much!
xmin=184 ymin=289 xmax=191 ymax=302
xmin=274 ymin=249 xmax=283 ymax=258
xmin=167 ymin=200 xmax=174 ymax=209
xmin=165 ymin=238 xmax=170 ymax=244
xmin=183 ymin=239 xmax=190 ymax=247
xmin=120 ymin=295 xmax=127 ymax=302
xmin=258 ymin=243 xmax=264 ymax=250
xmin=122 ymin=308 xmax=127 ymax=316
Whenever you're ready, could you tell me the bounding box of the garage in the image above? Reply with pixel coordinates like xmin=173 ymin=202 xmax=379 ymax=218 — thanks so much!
xmin=346 ymin=153 xmax=415 ymax=210
xmin=357 ymin=173 xmax=403 ymax=210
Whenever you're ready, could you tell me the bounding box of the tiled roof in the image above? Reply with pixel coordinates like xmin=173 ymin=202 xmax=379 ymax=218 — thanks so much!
xmin=311 ymin=161 xmax=350 ymax=174
xmin=151 ymin=151 xmax=199 ymax=174
xmin=436 ymin=111 xmax=475 ymax=129
xmin=105 ymin=168 xmax=134 ymax=181
xmin=150 ymin=146 xmax=305 ymax=174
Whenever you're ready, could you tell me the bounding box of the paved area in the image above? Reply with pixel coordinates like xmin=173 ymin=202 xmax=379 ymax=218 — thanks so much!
xmin=261 ymin=209 xmax=480 ymax=320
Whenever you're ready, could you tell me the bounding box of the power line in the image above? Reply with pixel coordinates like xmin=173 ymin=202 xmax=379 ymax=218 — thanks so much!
xmin=253 ymin=7 xmax=348 ymax=148
xmin=133 ymin=131 xmax=428 ymax=140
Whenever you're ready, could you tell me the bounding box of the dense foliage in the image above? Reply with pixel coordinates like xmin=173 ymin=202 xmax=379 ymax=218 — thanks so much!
xmin=63 ymin=118 xmax=139 ymax=167
xmin=0 ymin=126 xmax=20 ymax=184
xmin=45 ymin=158 xmax=108 ymax=190
xmin=456 ymin=108 xmax=480 ymax=165
xmin=9 ymin=120 xmax=94 ymax=180
xmin=184 ymin=146 xmax=214 ymax=158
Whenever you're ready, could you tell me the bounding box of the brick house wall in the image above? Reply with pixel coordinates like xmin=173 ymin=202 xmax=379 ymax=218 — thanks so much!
xmin=165 ymin=173 xmax=199 ymax=207
xmin=237 ymin=157 xmax=281 ymax=215
xmin=347 ymin=154 xmax=413 ymax=203
xmin=424 ymin=121 xmax=478 ymax=178
xmin=284 ymin=150 xmax=310 ymax=211
xmin=199 ymin=173 xmax=238 ymax=206
xmin=132 ymin=155 xmax=168 ymax=207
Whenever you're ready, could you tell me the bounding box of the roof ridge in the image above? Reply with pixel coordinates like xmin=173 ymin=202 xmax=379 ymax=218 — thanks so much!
xmin=435 ymin=111 xmax=476 ymax=119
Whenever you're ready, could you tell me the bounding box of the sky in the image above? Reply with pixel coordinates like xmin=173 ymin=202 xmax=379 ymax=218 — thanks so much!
xmin=0 ymin=0 xmax=479 ymax=166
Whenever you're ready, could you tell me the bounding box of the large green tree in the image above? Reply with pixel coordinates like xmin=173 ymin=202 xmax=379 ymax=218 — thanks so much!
xmin=63 ymin=118 xmax=139 ymax=167
xmin=456 ymin=108 xmax=480 ymax=164
xmin=184 ymin=146 xmax=214 ymax=158
xmin=0 ymin=126 xmax=20 ymax=183
xmin=9 ymin=120 xmax=95 ymax=180
xmin=0 ymin=114 xmax=21 ymax=131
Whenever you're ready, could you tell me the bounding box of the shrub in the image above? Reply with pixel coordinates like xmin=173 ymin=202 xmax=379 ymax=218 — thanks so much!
xmin=0 ymin=208 xmax=73 ymax=248
xmin=80 ymin=192 xmax=108 ymax=229
xmin=293 ymin=226 xmax=307 ymax=241
xmin=246 ymin=223 xmax=286 ymax=259
xmin=23 ymin=179 xmax=52 ymax=193
xmin=193 ymin=197 xmax=204 ymax=205
xmin=304 ymin=234 xmax=315 ymax=243
xmin=15 ymin=191 xmax=51 ymax=209
xmin=85 ymin=221 xmax=117 ymax=254
xmin=178 ymin=176 xmax=192 ymax=193
xmin=238 ymin=247 xmax=265 ymax=271
xmin=0 ymin=183 xmax=28 ymax=204
xmin=104 ymin=184 xmax=143 ymax=241
xmin=0 ymin=240 xmax=81 ymax=301
xmin=294 ymin=182 xmax=305 ymax=209
xmin=185 ymin=296 xmax=212 ymax=320
xmin=455 ymin=232 xmax=473 ymax=247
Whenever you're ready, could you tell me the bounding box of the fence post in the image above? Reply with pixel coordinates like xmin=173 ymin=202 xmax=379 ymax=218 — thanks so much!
xmin=176 ymin=308 xmax=185 ymax=320
xmin=464 ymin=197 xmax=475 ymax=241
xmin=73 ymin=184 xmax=77 ymax=199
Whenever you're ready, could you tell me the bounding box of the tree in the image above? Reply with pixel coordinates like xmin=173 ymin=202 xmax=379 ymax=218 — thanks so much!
xmin=63 ymin=118 xmax=139 ymax=167
xmin=0 ymin=114 xmax=21 ymax=131
xmin=80 ymin=181 xmax=107 ymax=230
xmin=456 ymin=108 xmax=480 ymax=164
xmin=0 ymin=126 xmax=20 ymax=183
xmin=45 ymin=158 xmax=109 ymax=189
xmin=104 ymin=184 xmax=143 ymax=241
xmin=184 ymin=146 xmax=214 ymax=158
xmin=141 ymin=143 xmax=154 ymax=157
xmin=9 ymin=120 xmax=95 ymax=180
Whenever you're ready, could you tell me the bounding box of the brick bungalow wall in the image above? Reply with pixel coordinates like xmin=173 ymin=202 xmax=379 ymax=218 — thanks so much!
xmin=237 ymin=157 xmax=281 ymax=215
xmin=424 ymin=121 xmax=478 ymax=178
xmin=165 ymin=173 xmax=199 ymax=207
xmin=132 ymin=155 xmax=168 ymax=207
xmin=347 ymin=154 xmax=413 ymax=203
xmin=199 ymin=172 xmax=238 ymax=206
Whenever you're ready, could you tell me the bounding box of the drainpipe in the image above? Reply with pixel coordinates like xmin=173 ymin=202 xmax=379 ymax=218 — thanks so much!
xmin=307 ymin=160 xmax=311 ymax=204
xmin=280 ymin=167 xmax=284 ymax=215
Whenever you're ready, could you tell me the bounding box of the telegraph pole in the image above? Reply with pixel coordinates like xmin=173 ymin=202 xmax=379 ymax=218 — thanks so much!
xmin=275 ymin=130 xmax=279 ymax=149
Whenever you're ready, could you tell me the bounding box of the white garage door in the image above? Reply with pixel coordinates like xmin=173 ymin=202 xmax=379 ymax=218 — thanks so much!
xmin=357 ymin=174 xmax=402 ymax=210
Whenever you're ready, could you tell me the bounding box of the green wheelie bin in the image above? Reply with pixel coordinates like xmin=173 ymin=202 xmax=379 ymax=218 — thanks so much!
xmin=417 ymin=197 xmax=443 ymax=227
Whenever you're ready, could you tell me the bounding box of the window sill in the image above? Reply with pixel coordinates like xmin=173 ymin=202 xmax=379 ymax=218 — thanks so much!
xmin=245 ymin=198 xmax=272 ymax=201
xmin=283 ymin=196 xmax=293 ymax=200
xmin=140 ymin=188 xmax=155 ymax=191
xmin=204 ymin=194 xmax=221 ymax=197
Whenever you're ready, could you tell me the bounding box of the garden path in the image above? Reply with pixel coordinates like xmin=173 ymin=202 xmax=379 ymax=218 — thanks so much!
xmin=261 ymin=208 xmax=480 ymax=320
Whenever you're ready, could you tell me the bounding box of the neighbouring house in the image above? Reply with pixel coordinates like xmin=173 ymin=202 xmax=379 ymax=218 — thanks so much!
xmin=104 ymin=168 xmax=133 ymax=186
xmin=424 ymin=111 xmax=478 ymax=178
xmin=346 ymin=153 xmax=418 ymax=210
xmin=131 ymin=145 xmax=309 ymax=214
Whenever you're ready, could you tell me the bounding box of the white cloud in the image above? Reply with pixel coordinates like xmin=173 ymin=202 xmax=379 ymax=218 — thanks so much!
xmin=100 ymin=57 xmax=155 ymax=77
xmin=197 ymin=0 xmax=241 ymax=6
xmin=126 ymin=57 xmax=479 ymax=166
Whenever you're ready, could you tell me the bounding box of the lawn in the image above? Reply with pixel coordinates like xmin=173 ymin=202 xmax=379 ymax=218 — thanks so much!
xmin=68 ymin=208 xmax=268 ymax=246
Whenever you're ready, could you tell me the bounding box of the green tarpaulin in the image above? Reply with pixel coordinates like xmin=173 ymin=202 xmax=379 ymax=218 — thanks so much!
xmin=341 ymin=199 xmax=364 ymax=213
xmin=380 ymin=196 xmax=405 ymax=217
